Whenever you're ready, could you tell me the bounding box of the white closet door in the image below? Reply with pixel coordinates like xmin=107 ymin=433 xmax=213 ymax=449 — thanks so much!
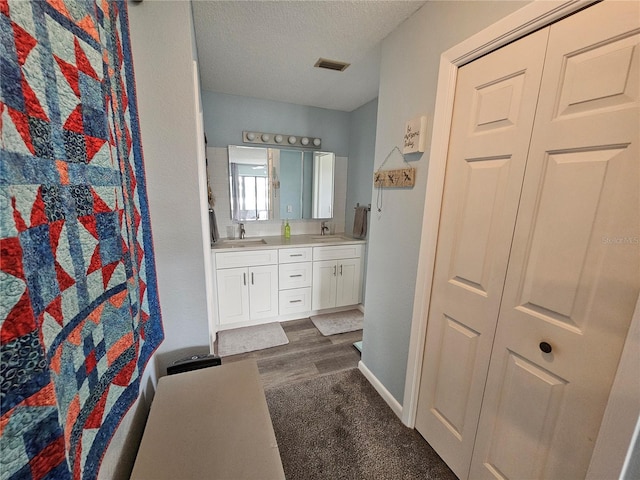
xmin=414 ymin=28 xmax=549 ymax=479
xmin=469 ymin=2 xmax=640 ymax=479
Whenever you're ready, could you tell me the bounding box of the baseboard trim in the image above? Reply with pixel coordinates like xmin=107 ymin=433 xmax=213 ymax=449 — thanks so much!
xmin=358 ymin=360 xmax=403 ymax=421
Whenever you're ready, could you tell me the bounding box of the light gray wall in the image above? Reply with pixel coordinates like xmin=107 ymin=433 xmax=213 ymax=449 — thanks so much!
xmin=346 ymin=98 xmax=377 ymax=235
xmin=346 ymin=98 xmax=378 ymax=301
xmin=128 ymin=0 xmax=210 ymax=372
xmin=361 ymin=1 xmax=530 ymax=404
xmin=130 ymin=0 xmax=211 ymax=368
xmin=201 ymin=91 xmax=351 ymax=156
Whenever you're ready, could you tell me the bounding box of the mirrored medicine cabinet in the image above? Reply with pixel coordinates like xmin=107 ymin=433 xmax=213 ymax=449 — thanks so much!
xmin=228 ymin=145 xmax=335 ymax=222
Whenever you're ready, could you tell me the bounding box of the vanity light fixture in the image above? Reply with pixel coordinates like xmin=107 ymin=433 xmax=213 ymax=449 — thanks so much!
xmin=243 ymin=131 xmax=320 ymax=149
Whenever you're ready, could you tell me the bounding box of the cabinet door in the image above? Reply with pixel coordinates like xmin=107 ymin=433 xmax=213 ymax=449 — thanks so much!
xmin=248 ymin=265 xmax=279 ymax=320
xmin=312 ymin=260 xmax=337 ymax=310
xmin=216 ymin=267 xmax=250 ymax=325
xmin=336 ymin=258 xmax=361 ymax=307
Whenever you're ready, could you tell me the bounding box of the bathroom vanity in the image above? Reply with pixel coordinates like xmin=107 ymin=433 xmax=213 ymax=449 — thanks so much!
xmin=211 ymin=234 xmax=365 ymax=330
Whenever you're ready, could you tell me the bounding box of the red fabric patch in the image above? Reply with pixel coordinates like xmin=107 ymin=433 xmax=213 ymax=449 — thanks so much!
xmin=11 ymin=196 xmax=28 ymax=233
xmin=44 ymin=297 xmax=65 ymax=327
xmin=30 ymin=188 xmax=48 ymax=227
xmin=74 ymin=37 xmax=99 ymax=80
xmin=54 ymin=56 xmax=80 ymax=98
xmin=29 ymin=436 xmax=67 ymax=480
xmin=112 ymin=357 xmax=135 ymax=386
xmin=0 ymin=291 xmax=36 ymax=344
xmin=21 ymin=76 xmax=48 ymax=121
xmin=91 ymin=189 xmax=111 ymax=213
xmin=84 ymin=387 xmax=107 ymax=428
xmin=0 ymin=239 xmax=36 ymax=344
xmin=78 ymin=214 xmax=98 ymax=239
xmin=6 ymin=106 xmax=35 ymax=155
xmin=84 ymin=350 xmax=97 ymax=375
xmin=1 ymin=236 xmax=26 ymax=279
xmin=87 ymin=246 xmax=102 ymax=275
xmin=55 ymin=261 xmax=75 ymax=292
xmin=101 ymin=261 xmax=118 ymax=288
xmin=63 ymin=104 xmax=84 ymax=133
xmin=85 ymin=135 xmax=106 ymax=162
xmin=12 ymin=21 xmax=37 ymax=66
xmin=0 ymin=0 xmax=10 ymax=17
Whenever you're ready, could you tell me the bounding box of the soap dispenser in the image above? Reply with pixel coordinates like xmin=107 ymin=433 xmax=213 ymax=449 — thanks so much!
xmin=284 ymin=220 xmax=291 ymax=239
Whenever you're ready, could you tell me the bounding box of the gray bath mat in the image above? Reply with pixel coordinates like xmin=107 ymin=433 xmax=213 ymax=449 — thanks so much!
xmin=217 ymin=322 xmax=289 ymax=357
xmin=310 ymin=309 xmax=364 ymax=336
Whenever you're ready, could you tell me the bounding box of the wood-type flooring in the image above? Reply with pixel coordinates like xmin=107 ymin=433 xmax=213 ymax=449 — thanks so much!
xmin=219 ymin=318 xmax=363 ymax=389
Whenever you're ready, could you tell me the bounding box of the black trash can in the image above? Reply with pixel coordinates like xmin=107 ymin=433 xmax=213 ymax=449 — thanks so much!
xmin=167 ymin=354 xmax=221 ymax=375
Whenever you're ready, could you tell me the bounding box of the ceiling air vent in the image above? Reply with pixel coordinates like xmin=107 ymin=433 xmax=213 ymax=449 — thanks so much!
xmin=314 ymin=58 xmax=350 ymax=72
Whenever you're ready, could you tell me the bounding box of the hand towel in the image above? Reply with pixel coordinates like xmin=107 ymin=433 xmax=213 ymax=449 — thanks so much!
xmin=209 ymin=209 xmax=220 ymax=245
xmin=353 ymin=206 xmax=368 ymax=239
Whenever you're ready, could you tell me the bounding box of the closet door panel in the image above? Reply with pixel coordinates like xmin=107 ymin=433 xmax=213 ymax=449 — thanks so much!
xmin=414 ymin=28 xmax=549 ymax=479
xmin=470 ymin=2 xmax=640 ymax=479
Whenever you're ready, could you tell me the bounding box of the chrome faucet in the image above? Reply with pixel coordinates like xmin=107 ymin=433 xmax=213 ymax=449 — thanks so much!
xmin=239 ymin=223 xmax=245 ymax=239
xmin=321 ymin=221 xmax=329 ymax=236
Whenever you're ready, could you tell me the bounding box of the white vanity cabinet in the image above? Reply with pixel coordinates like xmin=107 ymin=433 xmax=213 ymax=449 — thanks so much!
xmin=212 ymin=239 xmax=365 ymax=329
xmin=312 ymin=245 xmax=362 ymax=311
xmin=215 ymin=250 xmax=279 ymax=325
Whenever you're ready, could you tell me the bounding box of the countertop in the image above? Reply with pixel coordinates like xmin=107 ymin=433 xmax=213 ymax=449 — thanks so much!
xmin=211 ymin=233 xmax=366 ymax=252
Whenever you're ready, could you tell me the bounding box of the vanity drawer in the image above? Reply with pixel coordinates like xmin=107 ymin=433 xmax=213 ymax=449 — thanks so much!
xmin=279 ymin=288 xmax=312 ymax=315
xmin=279 ymin=262 xmax=312 ymax=290
xmin=216 ymin=250 xmax=278 ymax=269
xmin=313 ymin=244 xmax=362 ymax=261
xmin=279 ymin=247 xmax=313 ymax=264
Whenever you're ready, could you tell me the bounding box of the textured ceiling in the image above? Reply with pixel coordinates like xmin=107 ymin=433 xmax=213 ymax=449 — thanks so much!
xmin=192 ymin=1 xmax=427 ymax=112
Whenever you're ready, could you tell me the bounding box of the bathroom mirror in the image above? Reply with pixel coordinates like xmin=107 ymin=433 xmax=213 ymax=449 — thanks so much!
xmin=228 ymin=145 xmax=334 ymax=222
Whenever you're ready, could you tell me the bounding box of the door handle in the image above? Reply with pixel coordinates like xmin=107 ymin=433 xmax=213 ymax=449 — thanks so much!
xmin=539 ymin=341 xmax=552 ymax=353
xmin=243 ymin=272 xmax=246 ymax=286
xmin=290 ymin=299 xmax=302 ymax=303
xmin=290 ymin=274 xmax=303 ymax=278
xmin=340 ymin=265 xmax=343 ymax=276
xmin=251 ymin=272 xmax=254 ymax=285
xmin=333 ymin=265 xmax=337 ymax=276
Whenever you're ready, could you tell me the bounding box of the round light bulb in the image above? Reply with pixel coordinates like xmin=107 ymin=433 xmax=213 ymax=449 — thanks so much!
xmin=301 ymin=137 xmax=309 ymax=146
xmin=274 ymin=135 xmax=283 ymax=143
xmin=261 ymin=133 xmax=270 ymax=142
xmin=313 ymin=138 xmax=321 ymax=147
xmin=246 ymin=132 xmax=256 ymax=141
xmin=288 ymin=136 xmax=297 ymax=144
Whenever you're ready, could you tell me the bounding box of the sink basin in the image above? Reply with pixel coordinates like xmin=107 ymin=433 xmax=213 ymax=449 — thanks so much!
xmin=223 ymin=238 xmax=266 ymax=247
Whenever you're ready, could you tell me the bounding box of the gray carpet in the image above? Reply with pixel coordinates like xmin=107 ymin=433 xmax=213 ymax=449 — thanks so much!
xmin=217 ymin=322 xmax=289 ymax=357
xmin=310 ymin=309 xmax=364 ymax=336
xmin=265 ymin=369 xmax=457 ymax=480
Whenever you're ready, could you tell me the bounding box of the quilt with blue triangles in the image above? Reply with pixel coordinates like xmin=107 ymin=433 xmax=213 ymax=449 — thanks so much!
xmin=1 ymin=0 xmax=163 ymax=478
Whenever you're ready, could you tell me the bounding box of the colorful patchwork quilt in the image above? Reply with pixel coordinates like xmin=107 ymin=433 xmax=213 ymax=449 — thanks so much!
xmin=0 ymin=0 xmax=163 ymax=478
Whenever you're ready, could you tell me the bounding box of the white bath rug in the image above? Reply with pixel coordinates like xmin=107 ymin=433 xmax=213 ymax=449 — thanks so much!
xmin=217 ymin=322 xmax=289 ymax=357
xmin=310 ymin=309 xmax=364 ymax=336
